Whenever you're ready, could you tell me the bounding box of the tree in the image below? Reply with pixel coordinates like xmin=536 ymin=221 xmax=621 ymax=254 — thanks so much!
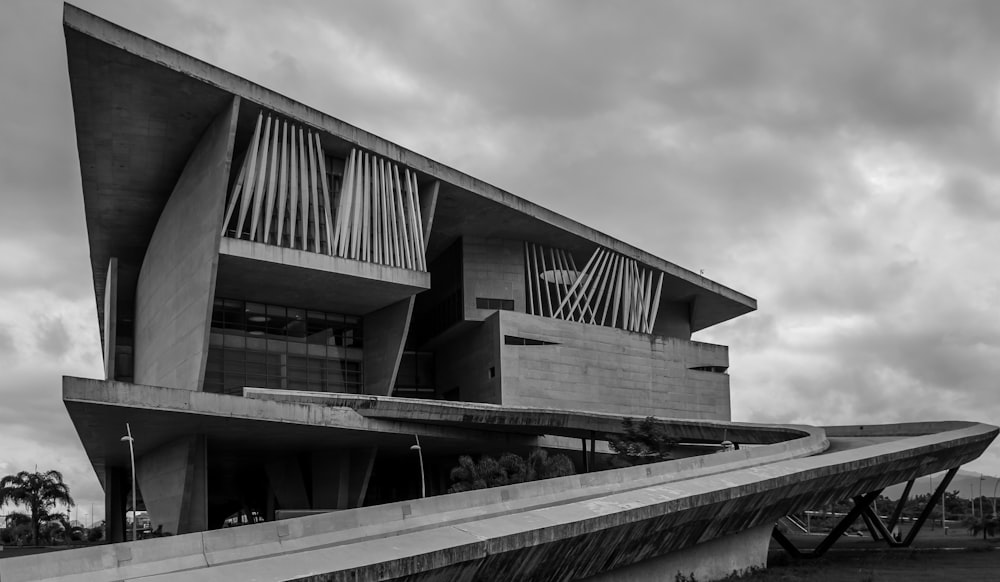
xmin=525 ymin=449 xmax=575 ymax=481
xmin=0 ymin=470 xmax=74 ymax=546
xmin=609 ymin=416 xmax=679 ymax=465
xmin=449 ymin=449 xmax=576 ymax=493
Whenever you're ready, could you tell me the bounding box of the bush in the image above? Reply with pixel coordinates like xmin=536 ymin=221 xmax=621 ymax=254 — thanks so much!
xmin=449 ymin=449 xmax=576 ymax=493
xmin=609 ymin=416 xmax=679 ymax=465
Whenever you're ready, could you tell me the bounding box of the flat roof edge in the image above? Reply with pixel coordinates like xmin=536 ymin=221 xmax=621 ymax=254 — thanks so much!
xmin=62 ymin=3 xmax=756 ymax=314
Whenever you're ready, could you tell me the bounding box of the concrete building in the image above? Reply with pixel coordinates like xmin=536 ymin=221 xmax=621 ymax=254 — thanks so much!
xmin=62 ymin=4 xmax=754 ymax=541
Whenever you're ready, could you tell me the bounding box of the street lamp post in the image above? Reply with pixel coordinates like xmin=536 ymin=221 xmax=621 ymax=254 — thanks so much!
xmin=971 ymin=483 xmax=976 ymax=520
xmin=992 ymin=477 xmax=998 ymax=517
xmin=120 ymin=423 xmax=137 ymax=542
xmin=981 ymin=474 xmax=987 ymax=541
xmin=410 ymin=435 xmax=426 ymax=499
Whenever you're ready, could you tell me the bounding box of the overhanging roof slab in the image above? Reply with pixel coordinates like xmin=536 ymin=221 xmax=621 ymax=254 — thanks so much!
xmin=215 ymin=238 xmax=430 ymax=315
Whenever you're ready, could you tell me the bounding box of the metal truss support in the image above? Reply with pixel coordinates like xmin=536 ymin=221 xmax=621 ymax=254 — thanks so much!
xmin=772 ymin=467 xmax=960 ymax=559
xmin=861 ymin=467 xmax=958 ymax=547
xmin=887 ymin=478 xmax=914 ymax=532
xmin=771 ymin=490 xmax=882 ymax=559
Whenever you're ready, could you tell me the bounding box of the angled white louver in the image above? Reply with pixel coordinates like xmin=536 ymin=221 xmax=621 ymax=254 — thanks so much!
xmin=525 ymin=243 xmax=664 ymax=334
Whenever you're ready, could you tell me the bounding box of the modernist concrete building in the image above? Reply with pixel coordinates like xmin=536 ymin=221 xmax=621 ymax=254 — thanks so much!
xmin=24 ymin=5 xmax=993 ymax=582
xmin=60 ymin=4 xmax=755 ymax=540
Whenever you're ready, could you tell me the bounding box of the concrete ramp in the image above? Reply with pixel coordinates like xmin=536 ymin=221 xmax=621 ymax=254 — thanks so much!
xmin=1 ymin=419 xmax=994 ymax=582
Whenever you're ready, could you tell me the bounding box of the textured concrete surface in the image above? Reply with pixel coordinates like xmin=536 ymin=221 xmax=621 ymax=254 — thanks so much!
xmin=62 ymin=378 xmax=541 ymax=474
xmin=133 ymin=98 xmax=238 ymax=391
xmin=2 ymin=421 xmax=992 ymax=582
xmin=581 ymin=524 xmax=772 ymax=581
xmin=434 ymin=315 xmax=502 ymax=404
xmin=462 ymin=237 xmax=527 ymax=321
xmin=244 ymin=390 xmax=806 ymax=444
xmin=497 ymin=311 xmax=731 ymax=420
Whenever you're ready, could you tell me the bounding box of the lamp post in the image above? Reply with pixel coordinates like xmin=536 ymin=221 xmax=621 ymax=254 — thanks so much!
xmin=410 ymin=435 xmax=426 ymax=499
xmin=971 ymin=483 xmax=976 ymax=520
xmin=992 ymin=477 xmax=998 ymax=517
xmin=120 ymin=423 xmax=137 ymax=542
xmin=981 ymin=474 xmax=987 ymax=541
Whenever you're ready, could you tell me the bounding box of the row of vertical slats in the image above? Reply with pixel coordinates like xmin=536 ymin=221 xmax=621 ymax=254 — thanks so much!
xmin=525 ymin=243 xmax=664 ymax=334
xmin=222 ymin=113 xmax=427 ymax=271
xmin=222 ymin=113 xmax=333 ymax=253
xmin=333 ymin=149 xmax=426 ymax=270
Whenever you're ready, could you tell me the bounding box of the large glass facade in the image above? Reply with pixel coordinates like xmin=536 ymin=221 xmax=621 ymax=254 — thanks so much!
xmin=205 ymin=298 xmax=363 ymax=395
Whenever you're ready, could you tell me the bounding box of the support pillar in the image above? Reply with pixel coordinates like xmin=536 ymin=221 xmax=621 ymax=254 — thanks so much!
xmin=103 ymin=466 xmax=127 ymax=543
xmin=135 ymin=435 xmax=208 ymax=535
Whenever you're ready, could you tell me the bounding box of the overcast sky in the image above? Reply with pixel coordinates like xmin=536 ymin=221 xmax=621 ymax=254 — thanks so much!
xmin=2 ymin=0 xmax=999 ymax=521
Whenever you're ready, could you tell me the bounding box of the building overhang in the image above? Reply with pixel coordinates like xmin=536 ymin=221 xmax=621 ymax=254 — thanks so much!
xmin=216 ymin=238 xmax=430 ymax=315
xmin=62 ymin=377 xmax=539 ymax=487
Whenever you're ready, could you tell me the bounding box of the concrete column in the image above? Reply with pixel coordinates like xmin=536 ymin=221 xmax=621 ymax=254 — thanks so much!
xmin=310 ymin=451 xmax=350 ymax=510
xmin=135 ymin=435 xmax=208 ymax=535
xmin=103 ymin=466 xmax=127 ymax=543
xmin=310 ymin=448 xmax=376 ymax=510
xmin=102 ymin=257 xmax=118 ymax=380
xmin=363 ymin=298 xmax=414 ymax=396
xmin=419 ymin=180 xmax=440 ymax=248
xmin=265 ymin=457 xmax=310 ymax=510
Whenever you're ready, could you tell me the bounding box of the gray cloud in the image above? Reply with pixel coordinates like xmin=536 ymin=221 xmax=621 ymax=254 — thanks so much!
xmin=945 ymin=173 xmax=1000 ymax=221
xmin=0 ymin=325 xmax=15 ymax=359
xmin=36 ymin=315 xmax=73 ymax=359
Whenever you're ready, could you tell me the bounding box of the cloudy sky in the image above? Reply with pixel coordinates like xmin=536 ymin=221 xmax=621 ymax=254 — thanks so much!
xmin=2 ymin=0 xmax=999 ymax=521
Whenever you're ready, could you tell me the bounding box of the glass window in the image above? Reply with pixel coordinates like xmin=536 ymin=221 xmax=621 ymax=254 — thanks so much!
xmin=206 ymin=297 xmax=364 ymax=395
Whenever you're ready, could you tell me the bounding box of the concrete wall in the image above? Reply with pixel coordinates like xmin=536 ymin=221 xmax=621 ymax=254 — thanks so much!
xmin=133 ymin=97 xmax=239 ymax=390
xmin=497 ymin=311 xmax=731 ymax=420
xmin=462 ymin=237 xmax=526 ymax=320
xmin=434 ymin=317 xmax=502 ymax=403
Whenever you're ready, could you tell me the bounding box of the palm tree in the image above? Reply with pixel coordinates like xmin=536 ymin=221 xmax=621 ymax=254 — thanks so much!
xmin=0 ymin=470 xmax=74 ymax=546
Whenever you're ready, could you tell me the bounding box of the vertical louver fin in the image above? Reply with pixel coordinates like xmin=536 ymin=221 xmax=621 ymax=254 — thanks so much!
xmin=223 ymin=121 xmax=427 ymax=270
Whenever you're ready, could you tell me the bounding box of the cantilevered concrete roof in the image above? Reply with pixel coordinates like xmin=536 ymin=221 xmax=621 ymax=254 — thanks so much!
xmin=64 ymin=4 xmax=756 ymax=340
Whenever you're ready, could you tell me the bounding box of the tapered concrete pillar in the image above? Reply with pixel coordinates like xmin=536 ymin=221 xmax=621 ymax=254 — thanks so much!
xmin=135 ymin=435 xmax=207 ymax=535
xmin=363 ymin=298 xmax=414 ymax=396
xmin=133 ymin=96 xmax=239 ymax=392
xmin=265 ymin=457 xmax=310 ymax=510
xmin=310 ymin=448 xmax=376 ymax=510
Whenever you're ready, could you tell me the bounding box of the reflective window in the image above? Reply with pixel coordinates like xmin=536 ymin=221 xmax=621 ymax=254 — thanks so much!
xmin=205 ymin=297 xmax=363 ymax=395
